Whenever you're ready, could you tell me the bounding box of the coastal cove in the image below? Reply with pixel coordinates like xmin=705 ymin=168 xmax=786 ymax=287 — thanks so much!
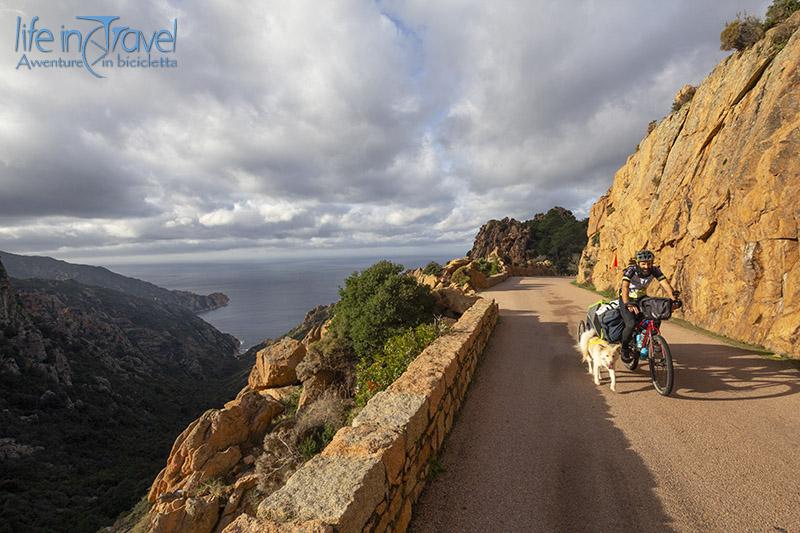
xmin=111 ymin=254 xmax=459 ymax=351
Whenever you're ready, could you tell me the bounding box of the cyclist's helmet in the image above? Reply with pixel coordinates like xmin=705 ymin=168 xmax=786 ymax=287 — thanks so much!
xmin=635 ymin=249 xmax=655 ymax=262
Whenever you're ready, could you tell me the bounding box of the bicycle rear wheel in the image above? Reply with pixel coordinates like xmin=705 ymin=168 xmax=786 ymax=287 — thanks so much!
xmin=649 ymin=334 xmax=674 ymax=396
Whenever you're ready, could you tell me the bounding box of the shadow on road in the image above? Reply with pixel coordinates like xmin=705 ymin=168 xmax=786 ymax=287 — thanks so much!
xmin=667 ymin=342 xmax=800 ymax=401
xmin=411 ymin=309 xmax=676 ymax=532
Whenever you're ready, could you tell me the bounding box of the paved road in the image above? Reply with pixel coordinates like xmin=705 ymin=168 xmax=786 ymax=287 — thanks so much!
xmin=410 ymin=277 xmax=800 ymax=532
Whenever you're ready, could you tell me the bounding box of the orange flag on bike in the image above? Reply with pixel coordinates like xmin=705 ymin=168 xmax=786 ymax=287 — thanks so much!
xmin=612 ymin=254 xmax=618 ymax=268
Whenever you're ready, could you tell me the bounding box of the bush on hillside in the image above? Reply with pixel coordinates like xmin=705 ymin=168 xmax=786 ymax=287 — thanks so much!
xmin=422 ymin=261 xmax=443 ymax=276
xmin=764 ymin=0 xmax=800 ymax=28
xmin=256 ymin=391 xmax=350 ymax=493
xmin=331 ymin=260 xmax=435 ymax=361
xmin=296 ymin=333 xmax=357 ymax=396
xmin=720 ymin=14 xmax=765 ymax=51
xmin=769 ymin=19 xmax=797 ymax=49
xmin=450 ymin=266 xmax=470 ymax=287
xmin=475 ymin=257 xmax=501 ymax=277
xmin=354 ymin=323 xmax=440 ymax=407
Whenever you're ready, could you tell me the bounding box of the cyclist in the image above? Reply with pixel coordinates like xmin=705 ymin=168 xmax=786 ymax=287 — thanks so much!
xmin=619 ymin=249 xmax=679 ymax=361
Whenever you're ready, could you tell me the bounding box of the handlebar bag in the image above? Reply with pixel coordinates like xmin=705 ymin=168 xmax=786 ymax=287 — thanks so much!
xmin=639 ymin=297 xmax=673 ymax=320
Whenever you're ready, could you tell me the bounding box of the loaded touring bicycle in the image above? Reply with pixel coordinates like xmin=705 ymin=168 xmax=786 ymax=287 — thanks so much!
xmin=577 ymin=296 xmax=682 ymax=396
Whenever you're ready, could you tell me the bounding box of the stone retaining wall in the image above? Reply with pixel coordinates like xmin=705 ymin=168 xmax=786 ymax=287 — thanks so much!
xmin=484 ymin=272 xmax=510 ymax=288
xmin=224 ymin=297 xmax=499 ymax=533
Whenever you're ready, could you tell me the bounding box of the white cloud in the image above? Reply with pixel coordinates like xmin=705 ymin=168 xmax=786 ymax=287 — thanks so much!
xmin=0 ymin=0 xmax=772 ymax=260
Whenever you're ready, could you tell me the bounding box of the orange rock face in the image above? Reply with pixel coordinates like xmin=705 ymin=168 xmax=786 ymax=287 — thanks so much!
xmin=148 ymin=391 xmax=283 ymax=500
xmin=578 ymin=16 xmax=800 ymax=356
xmin=247 ymin=337 xmax=307 ymax=389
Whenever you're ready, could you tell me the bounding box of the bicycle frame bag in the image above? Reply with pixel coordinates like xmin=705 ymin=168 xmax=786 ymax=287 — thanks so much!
xmin=639 ymin=297 xmax=673 ymax=320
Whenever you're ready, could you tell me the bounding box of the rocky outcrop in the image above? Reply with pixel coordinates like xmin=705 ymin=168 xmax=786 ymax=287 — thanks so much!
xmin=146 ymin=391 xmax=284 ymax=533
xmin=233 ymin=298 xmax=499 ymax=533
xmin=0 ymin=250 xmax=230 ymax=313
xmin=432 ymin=287 xmax=479 ymax=316
xmin=0 ymin=259 xmax=71 ymax=384
xmin=578 ymin=14 xmax=800 ymax=356
xmin=468 ymin=208 xmax=587 ymax=273
xmin=468 ymin=218 xmax=531 ymax=266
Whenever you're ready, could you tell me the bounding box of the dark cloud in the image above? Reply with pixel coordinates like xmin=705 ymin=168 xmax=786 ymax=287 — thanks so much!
xmin=0 ymin=0 xmax=771 ymax=259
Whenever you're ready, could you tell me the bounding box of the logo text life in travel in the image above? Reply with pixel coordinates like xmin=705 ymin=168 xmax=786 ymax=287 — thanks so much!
xmin=14 ymin=16 xmax=178 ymax=78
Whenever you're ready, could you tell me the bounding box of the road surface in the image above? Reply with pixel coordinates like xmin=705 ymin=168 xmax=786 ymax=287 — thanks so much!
xmin=410 ymin=277 xmax=800 ymax=532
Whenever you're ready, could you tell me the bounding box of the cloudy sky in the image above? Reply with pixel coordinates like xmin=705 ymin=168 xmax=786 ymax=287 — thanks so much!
xmin=0 ymin=0 xmax=770 ymax=264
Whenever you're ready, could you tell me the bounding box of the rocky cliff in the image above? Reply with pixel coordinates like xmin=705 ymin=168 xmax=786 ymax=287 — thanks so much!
xmin=0 ymin=258 xmax=248 ymax=533
xmin=0 ymin=250 xmax=230 ymax=313
xmin=468 ymin=207 xmax=588 ymax=273
xmin=577 ymin=14 xmax=800 ymax=356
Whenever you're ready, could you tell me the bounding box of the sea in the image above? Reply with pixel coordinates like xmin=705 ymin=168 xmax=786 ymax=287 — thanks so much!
xmin=110 ymin=253 xmax=458 ymax=352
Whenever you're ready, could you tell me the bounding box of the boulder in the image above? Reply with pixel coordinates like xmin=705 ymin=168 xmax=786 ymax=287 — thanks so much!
xmin=222 ymin=515 xmax=333 ymax=533
xmin=408 ymin=268 xmax=440 ymax=289
xmin=467 ymin=263 xmax=489 ymax=289
xmin=673 ymin=84 xmax=696 ymax=110
xmin=149 ymin=495 xmax=220 ymax=533
xmin=248 ymin=338 xmax=306 ymax=389
xmin=258 ymin=385 xmax=300 ymax=403
xmin=442 ymin=257 xmax=470 ymax=277
xmin=298 ymin=369 xmax=336 ymax=410
xmin=433 ymin=288 xmax=479 ymax=316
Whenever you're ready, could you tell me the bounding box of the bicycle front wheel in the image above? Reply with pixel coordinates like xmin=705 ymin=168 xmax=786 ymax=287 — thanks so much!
xmin=649 ymin=334 xmax=674 ymax=396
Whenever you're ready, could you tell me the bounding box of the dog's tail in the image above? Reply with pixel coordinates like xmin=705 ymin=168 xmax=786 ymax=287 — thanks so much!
xmin=577 ymin=328 xmax=597 ymax=361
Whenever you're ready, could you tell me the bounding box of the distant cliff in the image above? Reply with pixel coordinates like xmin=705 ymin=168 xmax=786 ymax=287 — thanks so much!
xmin=0 ymin=258 xmax=248 ymax=532
xmin=0 ymin=250 xmax=229 ymax=313
xmin=577 ymin=14 xmax=800 ymax=356
xmin=469 ymin=207 xmax=588 ymax=274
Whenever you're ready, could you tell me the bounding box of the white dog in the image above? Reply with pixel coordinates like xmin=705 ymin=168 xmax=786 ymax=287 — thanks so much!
xmin=577 ymin=328 xmax=620 ymax=392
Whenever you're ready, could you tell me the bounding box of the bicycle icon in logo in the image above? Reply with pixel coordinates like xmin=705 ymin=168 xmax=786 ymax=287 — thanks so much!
xmin=77 ymin=16 xmax=117 ymax=78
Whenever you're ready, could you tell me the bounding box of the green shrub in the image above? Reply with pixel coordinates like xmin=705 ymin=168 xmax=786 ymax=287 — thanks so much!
xmin=297 ymin=333 xmax=356 ymax=396
xmin=354 ymin=323 xmax=438 ymax=407
xmin=474 ymin=258 xmax=501 ymax=277
xmin=769 ymin=19 xmax=797 ymax=49
xmin=525 ymin=207 xmax=589 ymax=275
xmin=422 ymin=261 xmax=443 ymax=276
xmin=720 ymin=14 xmax=765 ymax=50
xmin=298 ymin=424 xmax=337 ymax=460
xmin=450 ymin=266 xmax=470 ymax=286
xmin=332 ymin=261 xmax=435 ymax=361
xmin=765 ymin=0 xmax=800 ymax=28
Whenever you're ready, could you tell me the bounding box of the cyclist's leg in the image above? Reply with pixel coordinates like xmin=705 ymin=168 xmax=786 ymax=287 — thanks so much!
xmin=619 ymin=296 xmax=636 ymax=352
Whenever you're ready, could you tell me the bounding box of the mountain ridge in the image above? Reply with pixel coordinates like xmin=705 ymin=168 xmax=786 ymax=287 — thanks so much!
xmin=0 ymin=250 xmax=230 ymax=314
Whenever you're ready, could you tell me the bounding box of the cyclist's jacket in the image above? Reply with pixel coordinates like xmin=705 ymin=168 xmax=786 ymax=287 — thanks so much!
xmin=620 ymin=265 xmax=666 ymax=300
